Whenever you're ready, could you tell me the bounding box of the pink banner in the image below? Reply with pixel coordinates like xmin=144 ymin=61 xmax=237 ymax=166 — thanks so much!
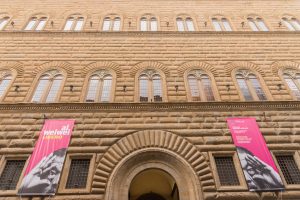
xmin=227 ymin=118 xmax=284 ymax=191
xmin=18 ymin=119 xmax=75 ymax=195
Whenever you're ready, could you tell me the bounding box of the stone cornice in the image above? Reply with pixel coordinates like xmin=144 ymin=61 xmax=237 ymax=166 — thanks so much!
xmin=0 ymin=101 xmax=299 ymax=112
xmin=0 ymin=31 xmax=299 ymax=38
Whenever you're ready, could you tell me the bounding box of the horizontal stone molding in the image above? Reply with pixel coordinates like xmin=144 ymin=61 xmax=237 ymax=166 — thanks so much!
xmin=0 ymin=101 xmax=300 ymax=112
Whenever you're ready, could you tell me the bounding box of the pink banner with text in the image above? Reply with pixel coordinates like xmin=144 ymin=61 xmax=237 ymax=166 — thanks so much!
xmin=18 ymin=119 xmax=75 ymax=196
xmin=227 ymin=118 xmax=284 ymax=191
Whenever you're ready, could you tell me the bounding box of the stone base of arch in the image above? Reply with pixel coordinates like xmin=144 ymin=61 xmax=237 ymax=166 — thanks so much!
xmin=105 ymin=148 xmax=202 ymax=200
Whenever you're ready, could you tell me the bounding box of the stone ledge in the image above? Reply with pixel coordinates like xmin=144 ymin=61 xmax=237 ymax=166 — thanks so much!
xmin=0 ymin=101 xmax=299 ymax=112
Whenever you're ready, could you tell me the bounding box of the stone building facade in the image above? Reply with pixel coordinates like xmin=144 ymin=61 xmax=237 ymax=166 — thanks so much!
xmin=1 ymin=0 xmax=300 ymax=199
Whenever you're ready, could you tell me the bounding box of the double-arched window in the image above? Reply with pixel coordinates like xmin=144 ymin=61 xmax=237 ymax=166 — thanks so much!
xmin=176 ymin=17 xmax=195 ymax=31
xmin=235 ymin=69 xmax=267 ymax=101
xmin=85 ymin=70 xmax=113 ymax=102
xmin=102 ymin=17 xmax=121 ymax=31
xmin=64 ymin=16 xmax=84 ymax=31
xmin=187 ymin=70 xmax=215 ymax=101
xmin=138 ymin=69 xmax=163 ymax=102
xmin=282 ymin=17 xmax=300 ymax=31
xmin=24 ymin=16 xmax=47 ymax=31
xmin=247 ymin=17 xmax=269 ymax=31
xmin=0 ymin=71 xmax=12 ymax=101
xmin=140 ymin=17 xmax=158 ymax=31
xmin=31 ymin=70 xmax=64 ymax=103
xmin=212 ymin=17 xmax=232 ymax=31
xmin=282 ymin=69 xmax=300 ymax=100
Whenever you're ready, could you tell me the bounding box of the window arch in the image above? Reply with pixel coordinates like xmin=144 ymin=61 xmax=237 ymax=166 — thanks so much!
xmin=186 ymin=70 xmax=215 ymax=101
xmin=176 ymin=17 xmax=195 ymax=31
xmin=212 ymin=17 xmax=232 ymax=31
xmin=102 ymin=16 xmax=121 ymax=31
xmin=282 ymin=17 xmax=300 ymax=31
xmin=24 ymin=16 xmax=48 ymax=31
xmin=64 ymin=15 xmax=85 ymax=31
xmin=235 ymin=69 xmax=267 ymax=101
xmin=0 ymin=16 xmax=10 ymax=30
xmin=139 ymin=16 xmax=158 ymax=31
xmin=138 ymin=69 xmax=164 ymax=102
xmin=281 ymin=69 xmax=300 ymax=100
xmin=247 ymin=17 xmax=269 ymax=31
xmin=31 ymin=70 xmax=64 ymax=103
xmin=0 ymin=70 xmax=12 ymax=101
xmin=85 ymin=70 xmax=113 ymax=102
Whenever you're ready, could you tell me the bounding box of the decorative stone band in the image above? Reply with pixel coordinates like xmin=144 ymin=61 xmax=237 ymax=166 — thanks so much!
xmin=0 ymin=101 xmax=299 ymax=112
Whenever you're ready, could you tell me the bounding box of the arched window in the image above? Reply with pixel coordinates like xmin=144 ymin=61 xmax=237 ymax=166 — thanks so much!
xmin=0 ymin=71 xmax=12 ymax=100
xmin=64 ymin=16 xmax=84 ymax=31
xmin=176 ymin=17 xmax=195 ymax=31
xmin=282 ymin=17 xmax=300 ymax=31
xmin=24 ymin=16 xmax=47 ymax=31
xmin=187 ymin=70 xmax=215 ymax=101
xmin=85 ymin=70 xmax=113 ymax=102
xmin=235 ymin=70 xmax=267 ymax=101
xmin=140 ymin=16 xmax=158 ymax=31
xmin=247 ymin=17 xmax=269 ymax=31
xmin=102 ymin=17 xmax=121 ymax=31
xmin=282 ymin=69 xmax=300 ymax=100
xmin=138 ymin=69 xmax=163 ymax=102
xmin=31 ymin=70 xmax=64 ymax=103
xmin=0 ymin=16 xmax=10 ymax=30
xmin=212 ymin=17 xmax=232 ymax=31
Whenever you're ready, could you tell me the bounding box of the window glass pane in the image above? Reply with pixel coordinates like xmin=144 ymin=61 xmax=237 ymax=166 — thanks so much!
xmin=0 ymin=17 xmax=9 ymax=30
xmin=86 ymin=75 xmax=99 ymax=102
xmin=214 ymin=157 xmax=240 ymax=186
xmin=74 ymin=17 xmax=84 ymax=31
xmin=256 ymin=18 xmax=269 ymax=31
xmin=186 ymin=18 xmax=195 ymax=31
xmin=284 ymin=75 xmax=300 ymax=100
xmin=0 ymin=75 xmax=11 ymax=98
xmin=24 ymin=18 xmax=37 ymax=30
xmin=176 ymin=18 xmax=184 ymax=31
xmin=103 ymin=18 xmax=111 ymax=31
xmin=139 ymin=75 xmax=148 ymax=102
xmin=0 ymin=160 xmax=26 ymax=190
xmin=212 ymin=18 xmax=222 ymax=31
xmin=113 ymin=18 xmax=120 ymax=31
xmin=188 ymin=75 xmax=200 ymax=101
xmin=100 ymin=75 xmax=112 ymax=102
xmin=35 ymin=17 xmax=47 ymax=31
xmin=249 ymin=75 xmax=267 ymax=101
xmin=201 ymin=75 xmax=215 ymax=101
xmin=140 ymin=18 xmax=147 ymax=31
xmin=282 ymin=18 xmax=295 ymax=31
xmin=153 ymin=75 xmax=162 ymax=102
xmin=150 ymin=18 xmax=157 ymax=31
xmin=237 ymin=75 xmax=253 ymax=101
xmin=32 ymin=75 xmax=49 ymax=102
xmin=64 ymin=18 xmax=74 ymax=30
xmin=46 ymin=75 xmax=63 ymax=103
xmin=276 ymin=155 xmax=300 ymax=184
xmin=291 ymin=18 xmax=300 ymax=31
xmin=66 ymin=159 xmax=90 ymax=189
xmin=221 ymin=18 xmax=232 ymax=31
xmin=248 ymin=18 xmax=259 ymax=31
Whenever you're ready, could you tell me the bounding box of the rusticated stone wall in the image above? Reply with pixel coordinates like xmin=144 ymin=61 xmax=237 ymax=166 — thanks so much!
xmin=0 ymin=0 xmax=300 ymax=199
xmin=0 ymin=103 xmax=300 ymax=199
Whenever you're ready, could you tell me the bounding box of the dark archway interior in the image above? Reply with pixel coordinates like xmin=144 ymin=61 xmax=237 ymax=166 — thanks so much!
xmin=137 ymin=192 xmax=166 ymax=200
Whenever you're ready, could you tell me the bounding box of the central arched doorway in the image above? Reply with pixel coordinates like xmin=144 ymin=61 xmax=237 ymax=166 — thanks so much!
xmin=129 ymin=169 xmax=179 ymax=200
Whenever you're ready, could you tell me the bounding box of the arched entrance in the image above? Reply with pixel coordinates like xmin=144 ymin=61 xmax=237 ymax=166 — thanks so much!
xmin=129 ymin=169 xmax=179 ymax=200
xmin=92 ymin=130 xmax=214 ymax=200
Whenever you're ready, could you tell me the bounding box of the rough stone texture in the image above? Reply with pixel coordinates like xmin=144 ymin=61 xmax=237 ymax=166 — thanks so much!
xmin=0 ymin=0 xmax=300 ymax=199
